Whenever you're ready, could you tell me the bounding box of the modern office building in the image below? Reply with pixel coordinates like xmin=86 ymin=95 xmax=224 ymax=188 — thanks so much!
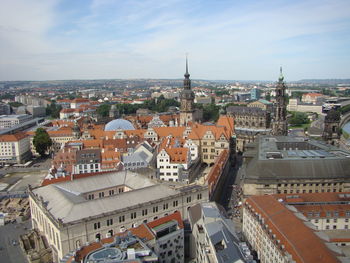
xmin=0 ymin=132 xmax=31 ymax=164
xmin=0 ymin=114 xmax=33 ymax=129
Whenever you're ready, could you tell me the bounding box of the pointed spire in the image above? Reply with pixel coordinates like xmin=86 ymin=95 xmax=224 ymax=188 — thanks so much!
xmin=184 ymin=53 xmax=190 ymax=78
xmin=279 ymin=66 xmax=284 ymax=81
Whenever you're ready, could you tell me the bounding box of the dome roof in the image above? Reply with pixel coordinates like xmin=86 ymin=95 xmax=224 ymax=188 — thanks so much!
xmin=105 ymin=119 xmax=135 ymax=131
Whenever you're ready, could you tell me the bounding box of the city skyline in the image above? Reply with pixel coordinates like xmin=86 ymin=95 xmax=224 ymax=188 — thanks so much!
xmin=1 ymin=0 xmax=350 ymax=81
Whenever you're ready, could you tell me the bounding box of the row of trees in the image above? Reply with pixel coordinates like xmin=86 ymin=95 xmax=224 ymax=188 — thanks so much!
xmin=97 ymin=96 xmax=181 ymax=117
xmin=97 ymin=98 xmax=221 ymax=122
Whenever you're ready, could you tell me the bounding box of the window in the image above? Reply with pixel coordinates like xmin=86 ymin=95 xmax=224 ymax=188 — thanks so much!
xmin=173 ymin=200 xmax=178 ymax=207
xmin=119 ymin=215 xmax=125 ymax=223
xmin=197 ymin=193 xmax=202 ymax=200
xmin=99 ymin=192 xmax=104 ymax=198
xmin=186 ymin=196 xmax=192 ymax=203
xmin=131 ymin=212 xmax=137 ymax=219
xmin=142 ymin=209 xmax=148 ymax=216
xmin=334 ymin=211 xmax=339 ymax=217
xmin=94 ymin=222 xmax=100 ymax=230
xmin=163 ymin=203 xmax=168 ymax=210
xmin=109 ymin=190 xmax=114 ymax=195
xmin=153 ymin=206 xmax=158 ymax=213
xmin=107 ymin=219 xmax=113 ymax=226
xmin=88 ymin=194 xmax=94 ymax=200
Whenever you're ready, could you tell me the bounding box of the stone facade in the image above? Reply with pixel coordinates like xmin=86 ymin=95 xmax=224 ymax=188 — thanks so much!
xmin=226 ymin=106 xmax=271 ymax=152
xmin=180 ymin=58 xmax=195 ymax=126
xmin=322 ymin=108 xmax=340 ymax=143
xmin=28 ymin=172 xmax=209 ymax=262
xmin=272 ymin=68 xmax=288 ymax=136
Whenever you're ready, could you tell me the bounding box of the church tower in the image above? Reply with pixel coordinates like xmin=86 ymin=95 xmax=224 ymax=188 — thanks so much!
xmin=179 ymin=57 xmax=195 ymax=126
xmin=272 ymin=67 xmax=288 ymax=136
xmin=322 ymin=108 xmax=340 ymax=144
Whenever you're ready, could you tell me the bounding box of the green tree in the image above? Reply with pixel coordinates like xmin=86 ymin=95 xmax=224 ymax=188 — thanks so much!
xmin=33 ymin=128 xmax=52 ymax=157
xmin=203 ymin=103 xmax=220 ymax=122
xmin=9 ymin=102 xmax=23 ymax=107
xmin=97 ymin=103 xmax=111 ymax=117
xmin=46 ymin=102 xmax=62 ymax=118
xmin=289 ymin=112 xmax=309 ymax=126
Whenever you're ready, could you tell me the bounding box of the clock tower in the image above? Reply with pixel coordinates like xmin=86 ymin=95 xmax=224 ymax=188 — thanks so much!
xmin=180 ymin=57 xmax=195 ymax=126
xmin=272 ymin=67 xmax=288 ymax=136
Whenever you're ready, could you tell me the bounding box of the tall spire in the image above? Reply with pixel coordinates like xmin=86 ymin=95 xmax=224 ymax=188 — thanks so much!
xmin=184 ymin=54 xmax=190 ymax=78
xmin=279 ymin=66 xmax=284 ymax=81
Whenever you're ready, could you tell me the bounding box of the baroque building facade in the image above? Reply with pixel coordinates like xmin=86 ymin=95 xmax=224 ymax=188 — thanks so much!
xmin=226 ymin=105 xmax=271 ymax=152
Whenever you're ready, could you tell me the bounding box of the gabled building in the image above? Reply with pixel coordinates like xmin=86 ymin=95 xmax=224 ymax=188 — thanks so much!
xmin=122 ymin=141 xmax=155 ymax=171
xmin=157 ymin=147 xmax=191 ymax=183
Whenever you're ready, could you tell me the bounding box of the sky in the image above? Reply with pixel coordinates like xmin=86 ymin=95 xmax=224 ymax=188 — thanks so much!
xmin=0 ymin=0 xmax=350 ymax=81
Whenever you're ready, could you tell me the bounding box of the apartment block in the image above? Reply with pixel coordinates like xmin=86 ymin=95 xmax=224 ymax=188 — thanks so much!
xmin=0 ymin=132 xmax=31 ymax=164
xmin=243 ymin=194 xmax=348 ymax=263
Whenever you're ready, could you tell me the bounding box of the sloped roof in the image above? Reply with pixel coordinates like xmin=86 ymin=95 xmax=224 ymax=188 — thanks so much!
xmin=246 ymin=195 xmax=340 ymax=263
xmin=0 ymin=132 xmax=28 ymax=142
xmin=165 ymin=148 xmax=188 ymax=164
xmin=33 ymin=171 xmax=179 ymax=223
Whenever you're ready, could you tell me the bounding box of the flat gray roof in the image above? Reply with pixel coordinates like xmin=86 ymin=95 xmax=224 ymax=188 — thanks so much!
xmin=242 ymin=136 xmax=350 ymax=183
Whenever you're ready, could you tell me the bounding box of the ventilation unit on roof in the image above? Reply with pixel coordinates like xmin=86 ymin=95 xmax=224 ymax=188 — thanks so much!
xmin=286 ymin=195 xmax=300 ymax=199
xmin=266 ymin=152 xmax=283 ymax=159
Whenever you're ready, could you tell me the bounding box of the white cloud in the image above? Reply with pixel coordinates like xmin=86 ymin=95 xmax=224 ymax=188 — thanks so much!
xmin=0 ymin=0 xmax=349 ymax=80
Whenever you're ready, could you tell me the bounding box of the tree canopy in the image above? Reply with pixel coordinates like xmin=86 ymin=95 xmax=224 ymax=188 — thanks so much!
xmin=202 ymin=103 xmax=220 ymax=122
xmin=46 ymin=102 xmax=62 ymax=118
xmin=97 ymin=103 xmax=111 ymax=117
xmin=9 ymin=102 xmax=23 ymax=108
xmin=33 ymin=128 xmax=52 ymax=157
xmin=289 ymin=112 xmax=310 ymax=126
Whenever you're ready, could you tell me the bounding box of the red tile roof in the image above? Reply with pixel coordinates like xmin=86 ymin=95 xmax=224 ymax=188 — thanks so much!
xmin=0 ymin=132 xmax=28 ymax=142
xmin=246 ymin=195 xmax=341 ymax=263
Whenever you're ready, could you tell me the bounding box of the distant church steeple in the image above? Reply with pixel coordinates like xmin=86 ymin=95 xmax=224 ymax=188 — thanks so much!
xmin=180 ymin=55 xmax=195 ymax=126
xmin=272 ymin=67 xmax=288 ymax=136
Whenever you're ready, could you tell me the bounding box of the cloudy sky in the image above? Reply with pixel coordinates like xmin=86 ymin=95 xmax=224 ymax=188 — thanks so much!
xmin=0 ymin=0 xmax=349 ymax=81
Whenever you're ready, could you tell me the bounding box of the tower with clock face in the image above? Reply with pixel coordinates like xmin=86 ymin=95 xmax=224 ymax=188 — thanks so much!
xmin=272 ymin=67 xmax=288 ymax=136
xmin=180 ymin=57 xmax=195 ymax=126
